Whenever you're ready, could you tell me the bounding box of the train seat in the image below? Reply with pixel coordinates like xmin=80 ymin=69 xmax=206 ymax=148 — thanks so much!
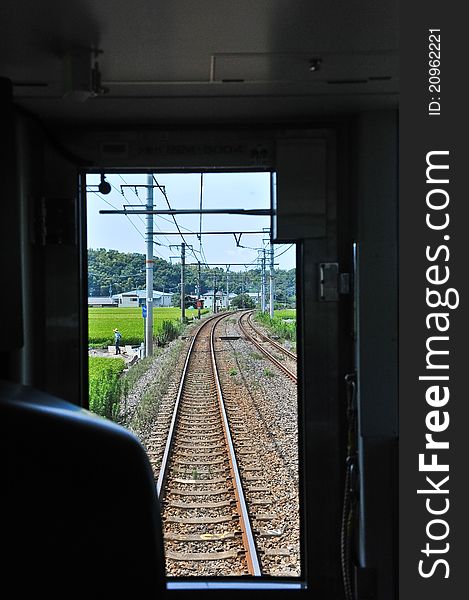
xmin=2 ymin=380 xmax=166 ymax=595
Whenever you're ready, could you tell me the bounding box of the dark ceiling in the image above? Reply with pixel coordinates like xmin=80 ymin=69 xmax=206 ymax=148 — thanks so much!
xmin=1 ymin=0 xmax=399 ymax=124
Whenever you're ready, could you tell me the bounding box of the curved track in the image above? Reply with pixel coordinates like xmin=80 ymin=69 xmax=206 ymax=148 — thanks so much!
xmin=238 ymin=311 xmax=297 ymax=383
xmin=157 ymin=313 xmax=261 ymax=577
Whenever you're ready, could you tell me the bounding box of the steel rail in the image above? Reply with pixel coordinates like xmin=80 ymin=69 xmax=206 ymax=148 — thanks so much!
xmin=210 ymin=317 xmax=262 ymax=576
xmin=156 ymin=327 xmax=198 ymax=496
xmin=157 ymin=312 xmax=262 ymax=576
xmin=157 ymin=312 xmax=222 ymax=496
xmin=246 ymin=311 xmax=297 ymax=361
xmin=238 ymin=311 xmax=297 ymax=383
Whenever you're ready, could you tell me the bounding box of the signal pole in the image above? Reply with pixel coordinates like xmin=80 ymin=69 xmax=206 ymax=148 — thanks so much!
xmin=261 ymin=249 xmax=266 ymax=313
xmin=269 ymin=243 xmax=275 ymax=318
xmin=170 ymin=243 xmax=192 ymax=323
xmin=145 ymin=173 xmax=154 ymax=357
xmin=225 ymin=265 xmax=230 ymax=310
xmin=197 ymin=261 xmax=201 ymax=319
xmin=242 ymin=269 xmax=246 ymax=308
xmin=213 ymin=274 xmax=217 ymax=313
xmin=180 ymin=242 xmax=186 ymax=323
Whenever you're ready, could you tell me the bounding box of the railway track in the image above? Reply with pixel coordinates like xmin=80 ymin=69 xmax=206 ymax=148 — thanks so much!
xmin=238 ymin=311 xmax=297 ymax=382
xmin=157 ymin=313 xmax=262 ymax=577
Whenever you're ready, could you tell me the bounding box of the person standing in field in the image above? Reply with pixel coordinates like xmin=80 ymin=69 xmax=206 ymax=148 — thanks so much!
xmin=114 ymin=328 xmax=122 ymax=355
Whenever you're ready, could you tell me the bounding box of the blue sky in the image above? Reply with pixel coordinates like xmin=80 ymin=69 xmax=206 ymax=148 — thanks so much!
xmin=86 ymin=172 xmax=296 ymax=272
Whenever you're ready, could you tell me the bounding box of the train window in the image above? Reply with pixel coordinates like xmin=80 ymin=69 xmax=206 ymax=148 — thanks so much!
xmin=85 ymin=171 xmax=301 ymax=584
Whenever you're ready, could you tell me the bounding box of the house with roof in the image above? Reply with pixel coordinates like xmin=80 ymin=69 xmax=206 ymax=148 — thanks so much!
xmin=201 ymin=290 xmax=238 ymax=310
xmin=112 ymin=289 xmax=173 ymax=308
xmin=88 ymin=296 xmax=118 ymax=307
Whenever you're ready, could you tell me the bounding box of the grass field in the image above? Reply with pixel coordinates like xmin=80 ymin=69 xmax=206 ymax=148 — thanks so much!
xmin=88 ymin=307 xmax=208 ymax=346
xmin=89 ymin=356 xmax=126 ymax=419
xmin=255 ymin=309 xmax=297 ymax=341
xmin=274 ymin=309 xmax=296 ymax=320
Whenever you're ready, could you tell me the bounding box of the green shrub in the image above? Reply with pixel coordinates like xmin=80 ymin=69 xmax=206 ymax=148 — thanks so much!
xmin=89 ymin=357 xmax=126 ymax=420
xmin=128 ymin=340 xmax=183 ymax=433
xmin=254 ymin=310 xmax=296 ymax=341
xmin=155 ymin=319 xmax=182 ymax=346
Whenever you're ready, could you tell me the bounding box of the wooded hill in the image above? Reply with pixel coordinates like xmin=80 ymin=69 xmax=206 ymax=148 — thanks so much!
xmin=88 ymin=248 xmax=296 ymax=305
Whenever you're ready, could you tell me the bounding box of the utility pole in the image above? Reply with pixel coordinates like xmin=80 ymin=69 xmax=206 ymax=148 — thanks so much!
xmin=197 ymin=261 xmax=201 ymax=319
xmin=269 ymin=243 xmax=275 ymax=318
xmin=213 ymin=274 xmax=217 ymax=313
xmin=170 ymin=242 xmax=191 ymax=323
xmin=225 ymin=265 xmax=230 ymax=310
xmin=180 ymin=242 xmax=186 ymax=323
xmin=261 ymin=249 xmax=266 ymax=313
xmin=145 ymin=173 xmax=154 ymax=357
xmin=242 ymin=270 xmax=246 ymax=308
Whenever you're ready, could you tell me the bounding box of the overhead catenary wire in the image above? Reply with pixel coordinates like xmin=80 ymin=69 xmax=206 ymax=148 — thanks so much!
xmin=91 ymin=173 xmax=287 ymax=272
xmin=274 ymin=244 xmax=295 ymax=258
xmin=104 ymin=177 xmax=268 ymax=268
xmin=88 ymin=188 xmax=170 ymax=261
xmin=118 ymin=175 xmax=144 ymax=204
xmin=152 ymin=173 xmax=212 ymax=267
xmin=107 ymin=180 xmax=152 ymax=242
xmin=117 ymin=175 xmax=173 ymax=247
xmin=153 ymin=175 xmax=190 ymax=247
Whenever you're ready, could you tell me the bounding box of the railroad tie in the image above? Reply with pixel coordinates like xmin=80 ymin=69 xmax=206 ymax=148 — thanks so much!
xmin=173 ymin=476 xmax=227 ymax=484
xmin=170 ymin=488 xmax=230 ymax=496
xmin=165 ymin=515 xmax=234 ymax=524
xmin=165 ymin=532 xmax=235 ymax=542
xmin=166 ymin=550 xmax=241 ymax=561
xmin=175 ymin=456 xmax=226 ymax=465
xmin=262 ymin=549 xmax=291 ymax=557
xmin=167 ymin=500 xmax=232 ymax=509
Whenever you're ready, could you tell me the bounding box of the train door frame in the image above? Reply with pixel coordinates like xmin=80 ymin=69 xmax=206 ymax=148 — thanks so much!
xmin=75 ymin=124 xmax=350 ymax=599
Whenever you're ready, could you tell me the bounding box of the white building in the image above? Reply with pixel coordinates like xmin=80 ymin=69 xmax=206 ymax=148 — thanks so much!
xmin=246 ymin=292 xmax=260 ymax=305
xmin=201 ymin=290 xmax=237 ymax=310
xmin=113 ymin=292 xmax=139 ymax=308
xmin=112 ymin=289 xmax=173 ymax=308
xmin=88 ymin=297 xmax=118 ymax=307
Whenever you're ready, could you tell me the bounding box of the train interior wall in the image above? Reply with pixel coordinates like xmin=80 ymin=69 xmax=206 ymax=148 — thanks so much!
xmin=1 ymin=75 xmax=398 ymax=598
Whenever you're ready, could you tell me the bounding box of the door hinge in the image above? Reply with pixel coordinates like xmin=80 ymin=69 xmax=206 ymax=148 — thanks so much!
xmin=319 ymin=263 xmax=351 ymax=301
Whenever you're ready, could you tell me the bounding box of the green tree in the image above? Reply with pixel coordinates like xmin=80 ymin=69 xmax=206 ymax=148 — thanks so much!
xmin=171 ymin=292 xmax=180 ymax=307
xmin=231 ymin=294 xmax=255 ymax=309
xmin=88 ymin=248 xmax=295 ymax=305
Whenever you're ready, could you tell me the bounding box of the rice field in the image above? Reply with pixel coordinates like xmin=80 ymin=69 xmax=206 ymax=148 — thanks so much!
xmin=88 ymin=356 xmax=126 ymax=419
xmin=88 ymin=307 xmax=185 ymax=346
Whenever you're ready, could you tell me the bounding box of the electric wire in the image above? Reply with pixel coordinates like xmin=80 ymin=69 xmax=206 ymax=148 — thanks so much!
xmin=152 ymin=173 xmax=212 ymax=268
xmin=153 ymin=175 xmax=190 ymax=247
xmin=108 ymin=180 xmax=150 ymax=237
xmin=116 ymin=175 xmax=173 ymax=247
xmin=118 ymin=175 xmax=145 ymax=205
xmin=88 ymin=188 xmax=168 ymax=260
xmin=274 ymin=244 xmax=295 ymax=258
xmin=93 ymin=173 xmax=281 ymax=274
xmin=117 ymin=173 xmax=263 ymax=270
